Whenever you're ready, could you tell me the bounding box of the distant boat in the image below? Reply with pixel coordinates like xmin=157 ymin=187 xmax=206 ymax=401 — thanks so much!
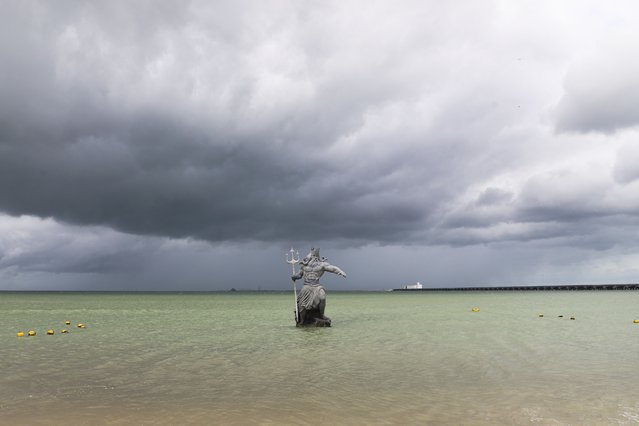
xmin=402 ymin=281 xmax=423 ymax=290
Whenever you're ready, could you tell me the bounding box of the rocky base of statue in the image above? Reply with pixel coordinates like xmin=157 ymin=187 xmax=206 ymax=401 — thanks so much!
xmin=296 ymin=309 xmax=331 ymax=327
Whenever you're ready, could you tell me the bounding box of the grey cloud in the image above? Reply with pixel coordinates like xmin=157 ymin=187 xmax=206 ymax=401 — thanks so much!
xmin=1 ymin=1 xmax=507 ymax=247
xmin=0 ymin=217 xmax=159 ymax=275
xmin=614 ymin=141 xmax=639 ymax=185
xmin=514 ymin=169 xmax=616 ymax=224
xmin=439 ymin=187 xmax=515 ymax=229
xmin=2 ymin=0 xmax=639 ymax=274
xmin=555 ymin=38 xmax=639 ymax=134
xmin=435 ymin=157 xmax=639 ymax=249
xmin=475 ymin=188 xmax=514 ymax=206
xmin=4 ymin=212 xmax=638 ymax=291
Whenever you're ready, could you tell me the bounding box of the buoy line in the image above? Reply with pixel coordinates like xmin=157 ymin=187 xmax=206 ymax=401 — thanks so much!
xmin=17 ymin=321 xmax=87 ymax=337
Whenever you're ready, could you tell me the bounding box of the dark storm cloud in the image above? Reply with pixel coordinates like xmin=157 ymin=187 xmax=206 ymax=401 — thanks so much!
xmin=2 ymin=0 xmax=639 ymax=282
xmin=0 ymin=0 xmax=498 ymax=246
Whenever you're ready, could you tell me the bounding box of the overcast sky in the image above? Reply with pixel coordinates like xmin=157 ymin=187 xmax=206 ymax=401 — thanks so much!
xmin=2 ymin=0 xmax=639 ymax=291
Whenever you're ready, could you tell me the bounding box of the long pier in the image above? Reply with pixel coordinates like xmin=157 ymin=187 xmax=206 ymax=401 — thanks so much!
xmin=392 ymin=284 xmax=639 ymax=291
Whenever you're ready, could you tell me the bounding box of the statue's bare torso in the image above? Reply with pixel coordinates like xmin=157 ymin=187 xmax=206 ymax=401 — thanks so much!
xmin=299 ymin=259 xmax=337 ymax=283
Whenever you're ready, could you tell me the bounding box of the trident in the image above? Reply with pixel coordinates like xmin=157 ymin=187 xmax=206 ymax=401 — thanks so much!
xmin=286 ymin=248 xmax=300 ymax=323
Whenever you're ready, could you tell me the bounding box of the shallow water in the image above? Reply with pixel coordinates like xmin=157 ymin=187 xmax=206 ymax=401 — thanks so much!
xmin=2 ymin=291 xmax=639 ymax=425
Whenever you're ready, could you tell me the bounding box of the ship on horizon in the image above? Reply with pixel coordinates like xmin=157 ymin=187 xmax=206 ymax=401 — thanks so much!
xmin=402 ymin=281 xmax=423 ymax=290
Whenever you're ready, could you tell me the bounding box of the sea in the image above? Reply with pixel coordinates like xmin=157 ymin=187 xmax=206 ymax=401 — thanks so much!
xmin=2 ymin=290 xmax=639 ymax=425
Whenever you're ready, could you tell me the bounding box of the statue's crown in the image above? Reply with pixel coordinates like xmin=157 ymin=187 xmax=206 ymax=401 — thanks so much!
xmin=310 ymin=247 xmax=320 ymax=257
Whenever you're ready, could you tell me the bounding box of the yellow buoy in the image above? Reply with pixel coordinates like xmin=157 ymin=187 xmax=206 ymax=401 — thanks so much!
xmin=17 ymin=331 xmax=25 ymax=337
xmin=65 ymin=321 xmax=71 ymax=325
xmin=633 ymin=319 xmax=639 ymax=324
xmin=61 ymin=329 xmax=69 ymax=334
xmin=471 ymin=307 xmax=480 ymax=312
xmin=28 ymin=330 xmax=36 ymax=336
xmin=47 ymin=329 xmax=54 ymax=335
xmin=77 ymin=323 xmax=86 ymax=328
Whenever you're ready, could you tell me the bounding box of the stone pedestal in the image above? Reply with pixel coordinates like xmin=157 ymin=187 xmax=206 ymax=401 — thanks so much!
xmin=296 ymin=308 xmax=331 ymax=327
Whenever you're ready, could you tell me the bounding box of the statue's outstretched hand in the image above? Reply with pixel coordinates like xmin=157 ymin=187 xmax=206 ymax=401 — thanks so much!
xmin=291 ymin=275 xmax=298 ymax=282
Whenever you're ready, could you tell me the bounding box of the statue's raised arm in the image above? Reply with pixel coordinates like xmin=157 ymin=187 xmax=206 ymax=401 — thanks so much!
xmin=292 ymin=247 xmax=346 ymax=327
xmin=323 ymin=263 xmax=347 ymax=278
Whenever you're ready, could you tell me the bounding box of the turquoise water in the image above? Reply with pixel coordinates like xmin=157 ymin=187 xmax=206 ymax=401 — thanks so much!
xmin=2 ymin=291 xmax=639 ymax=425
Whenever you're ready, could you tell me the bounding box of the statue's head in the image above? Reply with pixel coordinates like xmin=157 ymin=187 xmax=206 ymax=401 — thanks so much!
xmin=300 ymin=247 xmax=325 ymax=265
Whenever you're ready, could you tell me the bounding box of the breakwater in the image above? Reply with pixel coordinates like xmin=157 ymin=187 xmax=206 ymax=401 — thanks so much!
xmin=393 ymin=283 xmax=639 ymax=291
